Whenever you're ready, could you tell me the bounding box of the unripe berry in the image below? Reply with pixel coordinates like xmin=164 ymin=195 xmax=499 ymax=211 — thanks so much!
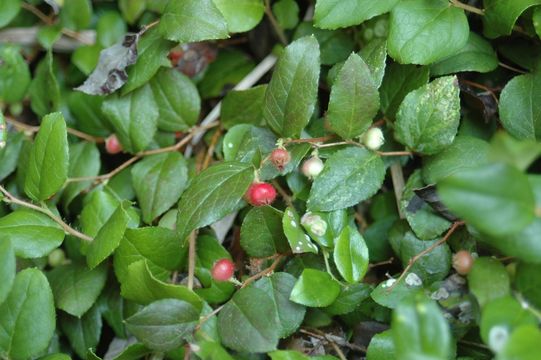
xmin=105 ymin=134 xmax=123 ymax=154
xmin=362 ymin=127 xmax=385 ymax=151
xmin=452 ymin=250 xmax=474 ymax=275
xmin=211 ymin=258 xmax=235 ymax=281
xmin=270 ymin=148 xmax=291 ymax=171
xmin=246 ymin=182 xmax=277 ymax=206
xmin=48 ymin=248 xmax=66 ymax=267
xmin=302 ymin=156 xmax=324 ymax=179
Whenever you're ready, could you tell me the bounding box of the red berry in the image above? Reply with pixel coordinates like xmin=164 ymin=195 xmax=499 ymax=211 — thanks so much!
xmin=452 ymin=250 xmax=474 ymax=275
xmin=246 ymin=182 xmax=277 ymax=206
xmin=211 ymin=258 xmax=235 ymax=281
xmin=270 ymin=148 xmax=291 ymax=171
xmin=105 ymin=134 xmax=122 ymax=154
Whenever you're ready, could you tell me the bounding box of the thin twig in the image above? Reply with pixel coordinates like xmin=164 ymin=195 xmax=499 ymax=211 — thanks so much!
xmin=195 ymin=305 xmax=225 ymax=331
xmin=300 ymin=329 xmax=367 ymax=353
xmin=449 ymin=0 xmax=485 ymax=15
xmin=369 ymin=257 xmax=395 ymax=269
xmin=377 ymin=150 xmax=413 ymax=156
xmin=0 ymin=185 xmax=93 ymax=242
xmin=201 ymin=128 xmax=223 ymax=170
xmin=388 ymin=221 xmax=465 ymax=291
xmin=315 ymin=141 xmax=363 ymax=149
xmin=460 ymin=79 xmax=500 ymax=104
xmin=271 ymin=180 xmax=293 ymax=207
xmin=6 ymin=116 xmax=104 ymax=143
xmin=264 ymin=0 xmax=288 ymax=45
xmin=284 ymin=135 xmax=335 ymax=144
xmin=241 ymin=254 xmax=285 ymax=288
xmin=187 ymin=231 xmax=197 ymax=291
xmin=499 ymin=62 xmax=527 ymax=74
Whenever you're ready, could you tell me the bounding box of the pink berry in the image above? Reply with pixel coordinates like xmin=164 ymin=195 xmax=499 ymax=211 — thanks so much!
xmin=211 ymin=258 xmax=235 ymax=281
xmin=105 ymin=134 xmax=122 ymax=154
xmin=246 ymin=182 xmax=277 ymax=206
xmin=302 ymin=156 xmax=324 ymax=178
xmin=270 ymin=148 xmax=291 ymax=171
xmin=452 ymin=250 xmax=474 ymax=275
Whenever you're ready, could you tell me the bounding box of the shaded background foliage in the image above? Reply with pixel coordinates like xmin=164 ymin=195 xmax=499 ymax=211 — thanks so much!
xmin=0 ymin=0 xmax=541 ymax=359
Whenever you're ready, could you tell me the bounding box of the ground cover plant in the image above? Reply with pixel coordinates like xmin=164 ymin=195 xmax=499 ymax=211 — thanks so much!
xmin=0 ymin=0 xmax=541 ymax=359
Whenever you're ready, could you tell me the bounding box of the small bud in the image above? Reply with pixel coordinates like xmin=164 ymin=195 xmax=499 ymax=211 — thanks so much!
xmin=105 ymin=134 xmax=123 ymax=154
xmin=245 ymin=182 xmax=277 ymax=206
xmin=301 ymin=156 xmax=324 ymax=179
xmin=452 ymin=250 xmax=474 ymax=275
xmin=270 ymin=148 xmax=291 ymax=171
xmin=48 ymin=248 xmax=66 ymax=267
xmin=301 ymin=212 xmax=327 ymax=236
xmin=362 ymin=127 xmax=385 ymax=151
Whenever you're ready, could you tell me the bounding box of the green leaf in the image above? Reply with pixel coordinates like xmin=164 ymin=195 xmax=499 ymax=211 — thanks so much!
xmin=307 ymin=147 xmax=386 ymax=211
xmin=366 ymin=330 xmax=396 ymax=360
xmin=391 ymin=293 xmax=453 ymax=360
xmin=159 ymin=0 xmax=229 ymax=42
xmin=150 ymin=68 xmax=201 ymax=132
xmin=430 ymin=32 xmax=498 ymax=76
xmin=489 ymin=132 xmax=541 ymax=171
xmin=0 ymin=269 xmax=55 ymax=360
xmin=395 ymin=76 xmax=461 ymax=155
xmin=61 ymin=0 xmax=92 ymax=30
xmin=0 ymin=239 xmax=15 ymax=304
xmin=324 ymin=283 xmax=371 ymax=315
xmin=37 ymin=25 xmax=62 ymax=50
xmin=0 ymin=45 xmax=31 ymax=103
xmin=125 ymin=299 xmax=201 ymax=351
xmin=119 ymin=0 xmax=145 ymax=24
xmin=263 ymin=36 xmax=320 ymax=138
xmin=72 ymin=44 xmax=101 ymax=76
xmin=499 ymin=71 xmax=541 ymax=141
xmin=259 ymin=143 xmax=312 ymax=181
xmin=221 ymin=85 xmax=267 ymax=129
xmin=327 ymin=53 xmax=379 ymax=140
xmin=290 ymin=269 xmax=341 ymax=307
xmin=333 ymin=226 xmax=369 ymax=283
xmin=0 ymin=0 xmax=21 ymax=28
xmin=422 ymin=136 xmax=490 ymax=184
xmin=114 ymin=226 xmax=182 ymax=283
xmin=253 ymin=273 xmax=306 ymax=338
xmin=380 ymin=63 xmax=429 ymax=120
xmin=497 ymin=325 xmax=541 ymax=360
xmin=176 ymin=161 xmax=254 ymax=243
xmin=195 ymin=341 xmax=234 ymax=360
xmin=80 ymin=190 xmax=122 ymax=238
xmin=222 ymin=124 xmax=276 ymax=166
xmin=270 ymin=351 xmax=309 ymax=360
xmin=0 ymin=132 xmax=24 ymax=182
xmin=59 ymin=305 xmax=102 ymax=358
xmin=96 ymin=11 xmax=126 ymax=48
xmin=0 ymin=209 xmax=64 ymax=258
xmin=120 ymin=260 xmax=202 ymax=309
xmin=293 ymin=22 xmax=354 ymax=66
xmin=102 ymin=84 xmax=159 ymax=153
xmin=68 ymin=92 xmax=110 ymax=137
xmin=438 ymin=163 xmax=535 ymax=236
xmin=313 ymin=0 xmax=398 ymax=30
xmin=388 ymin=0 xmax=469 ymax=65
xmin=28 ymin=51 xmax=60 ymax=117
xmin=283 ymin=206 xmax=319 ymax=254
xmin=62 ymin=142 xmax=101 ymax=209
xmin=371 ymin=275 xmax=422 ymax=309
xmin=48 ymin=263 xmax=107 ymax=317
xmin=24 ymin=112 xmax=68 ymax=201
xmin=132 ymin=152 xmax=188 ymax=224
xmin=401 ymin=170 xmax=451 ymax=240
xmin=218 ymin=286 xmax=280 ymax=352
xmin=359 ymin=38 xmax=387 ymax=88
xmin=272 ymin=0 xmax=300 ymax=30
xmin=480 ymin=296 xmax=537 ymax=352
xmin=483 ymin=0 xmax=541 ymax=38
xmin=123 ymin=28 xmax=174 ymax=95
xmin=515 ymin=262 xmax=541 ymax=309
xmin=467 ymin=257 xmax=510 ymax=308
xmin=213 ymin=0 xmax=265 ymax=33
xmin=87 ymin=201 xmax=132 ymax=269
xmin=240 ymin=206 xmax=289 ymax=257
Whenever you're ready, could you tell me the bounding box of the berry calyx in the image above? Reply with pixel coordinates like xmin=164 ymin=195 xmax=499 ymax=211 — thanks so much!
xmin=246 ymin=182 xmax=277 ymax=206
xmin=362 ymin=127 xmax=385 ymax=151
xmin=105 ymin=134 xmax=123 ymax=154
xmin=211 ymin=258 xmax=235 ymax=281
xmin=270 ymin=148 xmax=291 ymax=171
xmin=452 ymin=250 xmax=474 ymax=275
xmin=302 ymin=156 xmax=324 ymax=179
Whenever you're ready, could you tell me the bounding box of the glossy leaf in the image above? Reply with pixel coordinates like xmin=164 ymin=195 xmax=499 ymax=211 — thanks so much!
xmin=0 ymin=269 xmax=55 ymax=360
xmin=483 ymin=0 xmax=541 ymax=38
xmin=0 ymin=239 xmax=15 ymax=304
xmin=327 ymin=53 xmax=379 ymax=140
xmin=388 ymin=0 xmax=469 ymax=65
xmin=283 ymin=206 xmax=318 ymax=254
xmin=59 ymin=305 xmax=102 ymax=358
xmin=240 ymin=206 xmax=289 ymax=257
xmin=24 ymin=112 xmax=68 ymax=201
xmin=307 ymin=147 xmax=385 ymax=211
xmin=0 ymin=0 xmax=20 ymax=28
xmin=62 ymin=142 xmax=101 ymax=209
xmin=221 ymin=85 xmax=267 ymax=129
xmin=290 ymin=269 xmax=341 ymax=307
xmin=314 ymin=0 xmax=398 ymax=30
xmin=467 ymin=257 xmax=510 ymax=308
xmin=213 ymin=0 xmax=265 ymax=33
xmin=28 ymin=51 xmax=60 ymax=117
xmin=0 ymin=45 xmax=31 ymax=103
xmin=395 ymin=76 xmax=461 ymax=155
xmin=333 ymin=226 xmax=369 ymax=283
xmin=263 ymin=36 xmax=320 ymax=138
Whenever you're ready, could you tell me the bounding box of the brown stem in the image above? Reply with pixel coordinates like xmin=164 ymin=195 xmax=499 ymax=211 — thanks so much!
xmin=201 ymin=128 xmax=223 ymax=170
xmin=369 ymin=257 xmax=395 ymax=269
xmin=284 ymin=135 xmax=335 ymax=144
xmin=449 ymin=0 xmax=485 ymax=15
xmin=0 ymin=185 xmax=93 ymax=242
xmin=377 ymin=150 xmax=413 ymax=156
xmin=499 ymin=62 xmax=527 ymax=74
xmin=195 ymin=304 xmax=225 ymax=331
xmin=187 ymin=231 xmax=197 ymax=291
xmin=388 ymin=221 xmax=465 ymax=291
xmin=241 ymin=254 xmax=284 ymax=288
xmin=264 ymin=0 xmax=288 ymax=45
xmin=271 ymin=180 xmax=293 ymax=207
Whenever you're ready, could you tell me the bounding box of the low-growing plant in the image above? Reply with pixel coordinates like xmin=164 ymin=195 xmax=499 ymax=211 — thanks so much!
xmin=0 ymin=0 xmax=540 ymax=359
